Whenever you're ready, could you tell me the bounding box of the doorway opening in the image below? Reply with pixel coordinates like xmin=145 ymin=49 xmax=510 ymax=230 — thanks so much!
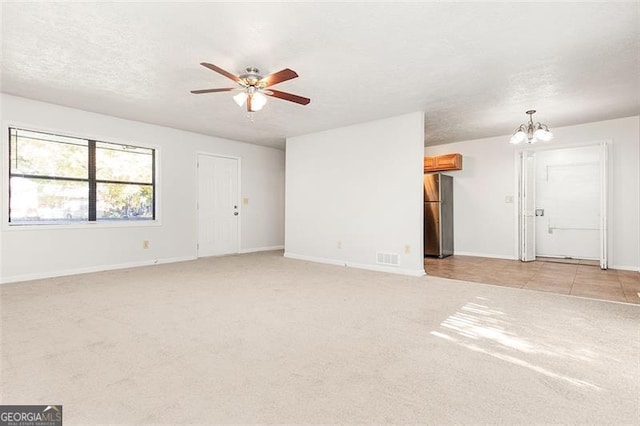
xmin=517 ymin=142 xmax=609 ymax=269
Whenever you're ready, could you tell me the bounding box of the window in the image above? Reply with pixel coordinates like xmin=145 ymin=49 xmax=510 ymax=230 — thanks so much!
xmin=8 ymin=127 xmax=155 ymax=224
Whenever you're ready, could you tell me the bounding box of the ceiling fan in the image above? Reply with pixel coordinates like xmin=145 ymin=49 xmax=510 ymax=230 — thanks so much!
xmin=191 ymin=62 xmax=311 ymax=113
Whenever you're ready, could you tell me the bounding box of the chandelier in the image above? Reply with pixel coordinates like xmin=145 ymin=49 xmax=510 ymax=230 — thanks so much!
xmin=509 ymin=110 xmax=553 ymax=144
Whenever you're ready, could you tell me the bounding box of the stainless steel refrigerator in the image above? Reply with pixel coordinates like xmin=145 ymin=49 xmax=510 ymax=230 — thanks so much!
xmin=424 ymin=173 xmax=454 ymax=258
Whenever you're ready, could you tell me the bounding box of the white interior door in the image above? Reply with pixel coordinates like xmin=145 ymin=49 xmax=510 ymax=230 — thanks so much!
xmin=534 ymin=145 xmax=601 ymax=260
xmin=519 ymin=151 xmax=536 ymax=262
xmin=198 ymin=154 xmax=239 ymax=257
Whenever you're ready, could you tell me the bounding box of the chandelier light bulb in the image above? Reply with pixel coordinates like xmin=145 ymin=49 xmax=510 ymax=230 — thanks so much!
xmin=510 ymin=130 xmax=527 ymax=144
xmin=534 ymin=127 xmax=553 ymax=142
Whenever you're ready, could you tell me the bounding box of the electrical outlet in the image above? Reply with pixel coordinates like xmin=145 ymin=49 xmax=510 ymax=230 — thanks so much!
xmin=337 ymin=241 xmax=342 ymax=249
xmin=404 ymin=245 xmax=411 ymax=254
xmin=243 ymin=197 xmax=249 ymax=205
xmin=143 ymin=240 xmax=150 ymax=249
xmin=505 ymin=195 xmax=514 ymax=204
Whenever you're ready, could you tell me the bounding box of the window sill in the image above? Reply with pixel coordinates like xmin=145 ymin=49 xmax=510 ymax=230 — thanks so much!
xmin=3 ymin=220 xmax=161 ymax=231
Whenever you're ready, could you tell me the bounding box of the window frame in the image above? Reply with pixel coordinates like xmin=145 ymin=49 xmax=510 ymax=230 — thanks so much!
xmin=3 ymin=123 xmax=160 ymax=230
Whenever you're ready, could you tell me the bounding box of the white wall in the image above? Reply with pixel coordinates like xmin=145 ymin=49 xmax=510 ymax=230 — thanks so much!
xmin=0 ymin=94 xmax=285 ymax=283
xmin=285 ymin=112 xmax=425 ymax=276
xmin=425 ymin=116 xmax=640 ymax=271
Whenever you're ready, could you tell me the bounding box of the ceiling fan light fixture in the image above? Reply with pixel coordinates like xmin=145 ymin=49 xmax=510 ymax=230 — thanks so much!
xmin=250 ymin=92 xmax=267 ymax=111
xmin=191 ymin=62 xmax=311 ymax=116
xmin=510 ymin=110 xmax=553 ymax=145
xmin=233 ymin=91 xmax=247 ymax=107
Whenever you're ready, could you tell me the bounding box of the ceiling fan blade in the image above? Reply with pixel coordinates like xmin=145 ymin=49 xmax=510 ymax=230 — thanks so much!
xmin=259 ymin=68 xmax=298 ymax=87
xmin=200 ymin=62 xmax=240 ymax=83
xmin=190 ymin=88 xmax=236 ymax=94
xmin=265 ymin=89 xmax=311 ymax=105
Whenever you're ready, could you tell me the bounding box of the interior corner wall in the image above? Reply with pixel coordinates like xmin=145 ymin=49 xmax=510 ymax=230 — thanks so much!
xmin=285 ymin=112 xmax=425 ymax=276
xmin=424 ymin=116 xmax=640 ymax=271
xmin=0 ymin=94 xmax=285 ymax=283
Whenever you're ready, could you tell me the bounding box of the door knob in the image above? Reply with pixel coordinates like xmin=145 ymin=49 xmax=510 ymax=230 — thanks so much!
xmin=234 ymin=212 xmax=239 ymax=216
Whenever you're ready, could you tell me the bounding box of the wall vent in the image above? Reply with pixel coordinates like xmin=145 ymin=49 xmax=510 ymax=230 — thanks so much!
xmin=376 ymin=252 xmax=399 ymax=266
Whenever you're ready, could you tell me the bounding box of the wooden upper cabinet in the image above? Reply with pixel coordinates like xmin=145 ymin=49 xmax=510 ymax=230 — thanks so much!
xmin=423 ymin=156 xmax=435 ymax=170
xmin=424 ymin=153 xmax=462 ymax=172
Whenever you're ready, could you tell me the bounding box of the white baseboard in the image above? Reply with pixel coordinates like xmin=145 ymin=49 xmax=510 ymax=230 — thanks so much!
xmin=1 ymin=256 xmax=197 ymax=284
xmin=239 ymin=245 xmax=284 ymax=254
xmin=454 ymin=251 xmax=517 ymax=260
xmin=283 ymin=252 xmax=346 ymax=266
xmin=610 ymin=265 xmax=640 ymax=272
xmin=284 ymin=252 xmax=425 ymax=277
xmin=347 ymin=261 xmax=426 ymax=277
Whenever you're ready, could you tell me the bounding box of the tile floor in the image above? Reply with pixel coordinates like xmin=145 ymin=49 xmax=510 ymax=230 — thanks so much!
xmin=424 ymin=255 xmax=640 ymax=304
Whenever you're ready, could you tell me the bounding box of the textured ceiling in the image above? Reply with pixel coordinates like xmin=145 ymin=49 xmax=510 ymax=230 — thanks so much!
xmin=1 ymin=2 xmax=639 ymax=149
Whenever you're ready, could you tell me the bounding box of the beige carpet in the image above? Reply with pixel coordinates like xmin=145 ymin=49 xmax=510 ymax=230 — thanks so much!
xmin=1 ymin=251 xmax=638 ymax=424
